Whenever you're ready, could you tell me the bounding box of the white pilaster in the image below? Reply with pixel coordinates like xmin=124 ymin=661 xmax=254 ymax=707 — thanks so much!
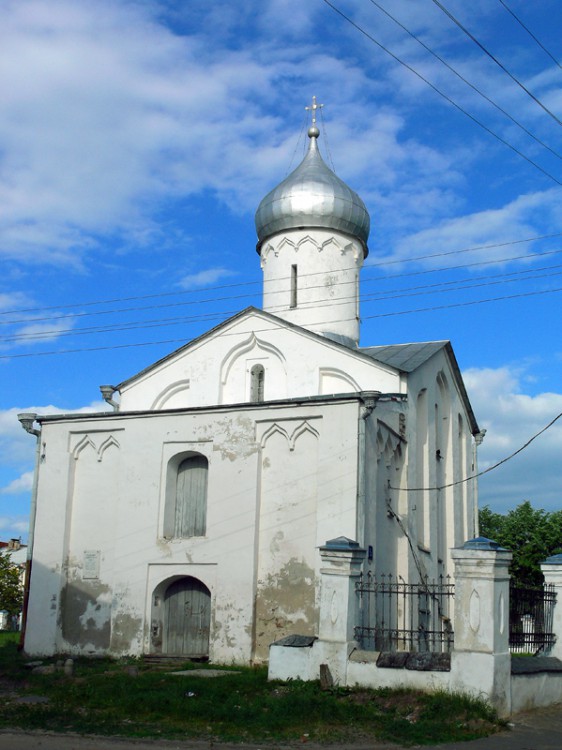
xmin=450 ymin=537 xmax=513 ymax=717
xmin=541 ymin=553 xmax=562 ymax=660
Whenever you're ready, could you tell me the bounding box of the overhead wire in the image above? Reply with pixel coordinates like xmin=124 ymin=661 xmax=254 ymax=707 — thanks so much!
xmin=2 ymin=284 xmax=562 ymax=359
xmin=363 ymin=284 xmax=562 ymax=320
xmin=391 ymin=411 xmax=562 ymax=492
xmin=3 ymin=244 xmax=562 ymax=331
xmin=6 ymin=267 xmax=562 ymax=344
xmin=6 ymin=262 xmax=562 ymax=343
xmin=2 ymin=231 xmax=562 ymax=320
xmin=366 ymin=0 xmax=562 ymax=161
xmin=320 ymin=0 xmax=562 ymax=186
xmin=430 ymin=0 xmax=562 ymax=127
xmin=497 ymin=0 xmax=562 ymax=70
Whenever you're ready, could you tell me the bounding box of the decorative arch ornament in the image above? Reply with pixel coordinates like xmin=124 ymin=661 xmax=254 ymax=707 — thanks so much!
xmin=259 ymin=423 xmax=291 ymax=451
xmin=97 ymin=435 xmax=120 ymax=462
xmin=72 ymin=435 xmax=97 ymax=461
xmin=260 ymin=420 xmax=319 ymax=452
xmin=289 ymin=420 xmax=320 ymax=451
xmin=150 ymin=379 xmax=191 ymax=410
xmin=319 ymin=366 xmax=360 ymax=394
xmin=220 ymin=332 xmax=286 ymax=392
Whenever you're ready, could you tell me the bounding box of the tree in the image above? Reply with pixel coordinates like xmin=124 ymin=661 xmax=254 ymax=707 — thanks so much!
xmin=479 ymin=501 xmax=562 ymax=587
xmin=0 ymin=550 xmax=24 ymax=624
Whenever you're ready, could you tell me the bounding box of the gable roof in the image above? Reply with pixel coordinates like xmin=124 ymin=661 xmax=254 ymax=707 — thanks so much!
xmin=361 ymin=342 xmax=448 ymax=372
xmin=363 ymin=340 xmax=478 ymax=434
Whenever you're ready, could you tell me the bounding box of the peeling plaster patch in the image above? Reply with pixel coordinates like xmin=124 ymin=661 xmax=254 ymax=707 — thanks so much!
xmin=255 ymin=558 xmax=316 ymax=661
xmin=214 ymin=600 xmax=246 ymax=650
xmin=213 ymin=416 xmax=257 ymax=462
xmin=79 ymin=595 xmax=111 ymax=630
xmin=61 ymin=578 xmax=111 ymax=649
xmin=270 ymin=531 xmax=284 ymax=555
xmin=156 ymin=538 xmax=173 ymax=557
xmin=110 ymin=612 xmax=143 ymax=653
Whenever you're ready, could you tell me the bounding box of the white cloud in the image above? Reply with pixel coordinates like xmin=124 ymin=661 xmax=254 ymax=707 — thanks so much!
xmin=178 ymin=268 xmax=237 ymax=290
xmin=0 ymin=471 xmax=33 ymax=495
xmin=383 ymin=188 xmax=562 ymax=269
xmin=3 ymin=320 xmax=74 ymax=349
xmin=463 ymin=365 xmax=562 ymax=514
xmin=0 ymin=0 xmax=496 ymax=272
xmin=0 ymin=292 xmax=33 ymax=311
xmin=0 ymin=517 xmax=29 ymax=539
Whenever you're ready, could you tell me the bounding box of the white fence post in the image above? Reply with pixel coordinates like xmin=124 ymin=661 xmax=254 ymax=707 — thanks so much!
xmin=450 ymin=537 xmax=512 ymax=717
xmin=314 ymin=536 xmax=366 ymax=685
xmin=541 ymin=553 xmax=562 ymax=659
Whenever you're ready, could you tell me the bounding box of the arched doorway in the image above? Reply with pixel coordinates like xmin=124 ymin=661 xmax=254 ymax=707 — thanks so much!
xmin=163 ymin=577 xmax=211 ymax=657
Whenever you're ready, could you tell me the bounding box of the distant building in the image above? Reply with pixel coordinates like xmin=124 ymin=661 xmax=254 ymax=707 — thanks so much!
xmin=23 ymin=107 xmax=481 ymax=661
xmin=0 ymin=539 xmax=26 ymax=630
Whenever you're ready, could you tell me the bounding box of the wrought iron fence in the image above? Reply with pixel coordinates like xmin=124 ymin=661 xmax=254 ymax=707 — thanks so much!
xmin=354 ymin=572 xmax=455 ymax=653
xmin=509 ymin=581 xmax=556 ymax=654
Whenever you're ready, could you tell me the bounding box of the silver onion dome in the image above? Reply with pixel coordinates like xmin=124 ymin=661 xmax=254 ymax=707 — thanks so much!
xmin=255 ymin=126 xmax=370 ymax=256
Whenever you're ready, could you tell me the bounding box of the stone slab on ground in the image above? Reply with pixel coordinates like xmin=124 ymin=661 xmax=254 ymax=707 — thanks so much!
xmin=511 ymin=655 xmax=562 ymax=674
xmin=167 ymin=669 xmax=240 ymax=677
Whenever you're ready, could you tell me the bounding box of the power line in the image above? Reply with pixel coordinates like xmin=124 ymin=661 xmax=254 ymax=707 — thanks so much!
xmin=6 ymin=263 xmax=561 ymax=343
xmin=367 ymin=0 xmax=562 ymax=161
xmin=2 ymin=284 xmax=561 ymax=360
xmin=2 ymin=245 xmax=561 ymax=331
xmin=2 ymin=232 xmax=562 ymax=322
xmin=2 ymin=246 xmax=562 ymax=338
xmin=363 ymin=283 xmax=562 ymax=320
xmin=392 ymin=411 xmax=562 ymax=492
xmin=497 ymin=0 xmax=562 ymax=71
xmin=430 ymin=0 xmax=562 ymax=127
xmin=320 ymin=0 xmax=562 ymax=186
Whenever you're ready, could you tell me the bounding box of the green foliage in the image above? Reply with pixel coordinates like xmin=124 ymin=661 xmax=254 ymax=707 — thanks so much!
xmin=0 ymin=638 xmax=503 ymax=744
xmin=479 ymin=501 xmax=562 ymax=586
xmin=0 ymin=550 xmax=24 ymax=619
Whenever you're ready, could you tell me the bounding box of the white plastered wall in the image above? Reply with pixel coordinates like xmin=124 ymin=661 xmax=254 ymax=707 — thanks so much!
xmin=118 ymin=311 xmax=400 ymax=413
xmin=25 ymin=398 xmax=361 ymax=662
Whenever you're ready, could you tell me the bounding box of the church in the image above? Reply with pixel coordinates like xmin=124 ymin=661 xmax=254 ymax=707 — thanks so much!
xmin=23 ymin=104 xmax=481 ymax=663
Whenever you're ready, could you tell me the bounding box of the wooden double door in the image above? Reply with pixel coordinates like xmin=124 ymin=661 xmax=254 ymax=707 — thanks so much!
xmin=163 ymin=577 xmax=211 ymax=657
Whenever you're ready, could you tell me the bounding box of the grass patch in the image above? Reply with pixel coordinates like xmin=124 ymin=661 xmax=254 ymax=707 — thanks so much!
xmin=0 ymin=635 xmax=504 ymax=745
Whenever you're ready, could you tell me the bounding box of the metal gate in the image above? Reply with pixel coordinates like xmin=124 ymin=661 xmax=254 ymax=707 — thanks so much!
xmin=509 ymin=581 xmax=556 ymax=654
xmin=355 ymin=572 xmax=455 ymax=653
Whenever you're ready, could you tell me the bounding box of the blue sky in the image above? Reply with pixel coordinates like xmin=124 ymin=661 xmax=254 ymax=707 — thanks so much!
xmin=1 ymin=0 xmax=562 ymax=541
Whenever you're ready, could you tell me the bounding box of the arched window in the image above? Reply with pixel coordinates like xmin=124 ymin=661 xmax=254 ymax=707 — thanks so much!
xmin=250 ymin=364 xmax=265 ymax=402
xmin=164 ymin=454 xmax=208 ymax=538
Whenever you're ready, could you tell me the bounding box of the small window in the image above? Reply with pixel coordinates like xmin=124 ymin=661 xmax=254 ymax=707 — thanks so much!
xmin=165 ymin=454 xmax=208 ymax=538
xmin=290 ymin=264 xmax=298 ymax=308
xmin=250 ymin=364 xmax=265 ymax=402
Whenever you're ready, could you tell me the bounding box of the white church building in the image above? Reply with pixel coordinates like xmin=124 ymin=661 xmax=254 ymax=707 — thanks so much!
xmin=22 ymin=107 xmax=481 ymax=663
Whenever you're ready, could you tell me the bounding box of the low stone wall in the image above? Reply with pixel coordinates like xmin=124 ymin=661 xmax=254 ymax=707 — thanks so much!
xmin=511 ymin=656 xmax=562 ymax=713
xmin=268 ymin=539 xmax=562 ymax=718
xmin=347 ymin=650 xmax=450 ymax=692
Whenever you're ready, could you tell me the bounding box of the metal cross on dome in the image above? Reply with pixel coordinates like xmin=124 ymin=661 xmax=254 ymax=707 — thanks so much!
xmin=305 ymin=96 xmax=324 ymax=125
